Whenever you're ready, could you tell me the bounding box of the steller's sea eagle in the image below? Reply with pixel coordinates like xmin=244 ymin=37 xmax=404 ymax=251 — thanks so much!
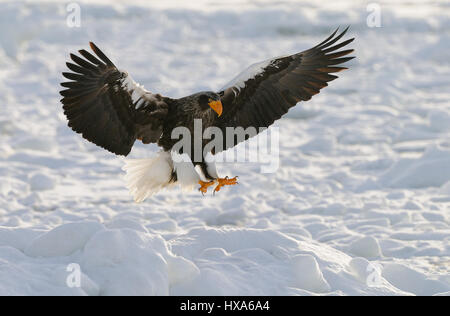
xmin=60 ymin=27 xmax=355 ymax=202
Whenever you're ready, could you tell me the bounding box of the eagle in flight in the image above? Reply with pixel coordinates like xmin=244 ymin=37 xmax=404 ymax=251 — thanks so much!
xmin=60 ymin=27 xmax=354 ymax=202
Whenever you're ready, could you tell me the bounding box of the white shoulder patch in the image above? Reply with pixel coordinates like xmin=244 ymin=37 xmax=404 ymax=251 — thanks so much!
xmin=221 ymin=59 xmax=272 ymax=92
xmin=220 ymin=55 xmax=288 ymax=92
xmin=120 ymin=72 xmax=158 ymax=110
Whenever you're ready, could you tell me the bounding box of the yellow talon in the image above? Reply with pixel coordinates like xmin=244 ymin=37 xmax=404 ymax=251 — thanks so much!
xmin=214 ymin=176 xmax=238 ymax=194
xmin=198 ymin=180 xmax=215 ymax=195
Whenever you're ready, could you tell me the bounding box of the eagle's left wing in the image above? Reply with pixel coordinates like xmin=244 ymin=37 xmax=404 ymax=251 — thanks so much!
xmin=214 ymin=27 xmax=355 ymax=153
xmin=60 ymin=42 xmax=169 ymax=156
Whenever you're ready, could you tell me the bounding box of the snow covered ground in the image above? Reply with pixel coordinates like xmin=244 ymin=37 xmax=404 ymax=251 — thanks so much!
xmin=0 ymin=0 xmax=449 ymax=296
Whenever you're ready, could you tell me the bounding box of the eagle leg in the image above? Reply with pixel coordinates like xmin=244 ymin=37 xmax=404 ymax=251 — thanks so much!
xmin=198 ymin=180 xmax=215 ymax=195
xmin=213 ymin=176 xmax=238 ymax=195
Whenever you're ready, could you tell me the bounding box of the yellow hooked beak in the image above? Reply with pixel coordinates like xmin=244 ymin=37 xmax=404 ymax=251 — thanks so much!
xmin=208 ymin=100 xmax=223 ymax=117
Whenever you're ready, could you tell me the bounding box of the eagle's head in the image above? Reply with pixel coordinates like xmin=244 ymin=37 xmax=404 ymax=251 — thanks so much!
xmin=196 ymin=91 xmax=223 ymax=117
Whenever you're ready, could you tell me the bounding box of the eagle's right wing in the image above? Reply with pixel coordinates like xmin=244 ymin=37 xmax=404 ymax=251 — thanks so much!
xmin=214 ymin=27 xmax=355 ymax=153
xmin=60 ymin=42 xmax=169 ymax=156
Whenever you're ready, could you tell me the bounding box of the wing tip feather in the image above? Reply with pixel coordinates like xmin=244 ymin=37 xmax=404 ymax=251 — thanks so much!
xmin=89 ymin=41 xmax=115 ymax=67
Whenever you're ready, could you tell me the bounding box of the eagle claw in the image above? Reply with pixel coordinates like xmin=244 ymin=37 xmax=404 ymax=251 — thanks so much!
xmin=198 ymin=180 xmax=215 ymax=195
xmin=213 ymin=176 xmax=239 ymax=195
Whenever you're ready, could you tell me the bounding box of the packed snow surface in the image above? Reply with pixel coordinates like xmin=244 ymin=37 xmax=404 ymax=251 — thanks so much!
xmin=0 ymin=0 xmax=449 ymax=296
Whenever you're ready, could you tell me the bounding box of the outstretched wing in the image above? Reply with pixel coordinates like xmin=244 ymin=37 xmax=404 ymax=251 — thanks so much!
xmin=60 ymin=42 xmax=169 ymax=156
xmin=215 ymin=27 xmax=355 ymax=152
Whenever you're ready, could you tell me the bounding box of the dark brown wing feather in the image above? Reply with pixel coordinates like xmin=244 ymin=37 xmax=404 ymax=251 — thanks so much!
xmin=215 ymin=27 xmax=355 ymax=153
xmin=60 ymin=42 xmax=169 ymax=156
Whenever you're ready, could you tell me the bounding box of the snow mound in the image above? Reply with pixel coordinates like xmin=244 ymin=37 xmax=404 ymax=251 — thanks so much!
xmin=80 ymin=228 xmax=199 ymax=296
xmin=29 ymin=173 xmax=56 ymax=191
xmin=81 ymin=229 xmax=170 ymax=295
xmin=290 ymin=254 xmax=331 ymax=293
xmin=428 ymin=109 xmax=450 ymax=133
xmin=169 ymin=227 xmax=402 ymax=295
xmin=349 ymin=236 xmax=383 ymax=259
xmin=0 ymin=221 xmax=444 ymax=296
xmin=1 ymin=222 xmax=200 ymax=296
xmin=25 ymin=222 xmax=104 ymax=258
xmin=383 ymin=264 xmax=450 ymax=296
xmin=378 ymin=145 xmax=450 ymax=189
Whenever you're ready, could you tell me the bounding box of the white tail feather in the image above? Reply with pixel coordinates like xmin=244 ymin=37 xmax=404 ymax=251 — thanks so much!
xmin=123 ymin=151 xmax=174 ymax=203
xmin=123 ymin=151 xmax=207 ymax=202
